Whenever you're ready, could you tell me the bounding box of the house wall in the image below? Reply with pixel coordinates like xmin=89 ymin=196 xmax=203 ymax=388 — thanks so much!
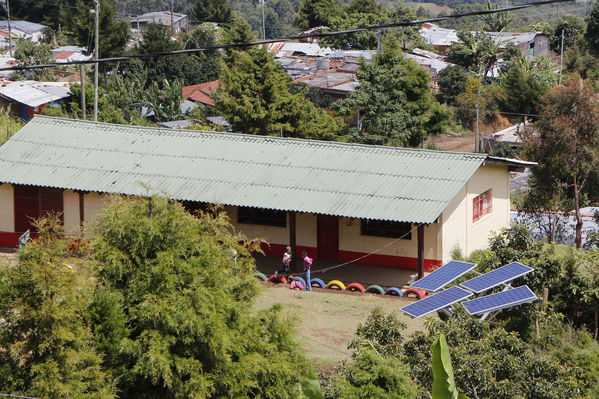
xmin=533 ymin=35 xmax=549 ymax=57
xmin=63 ymin=190 xmax=80 ymax=236
xmin=83 ymin=192 xmax=111 ymax=223
xmin=440 ymin=164 xmax=510 ymax=261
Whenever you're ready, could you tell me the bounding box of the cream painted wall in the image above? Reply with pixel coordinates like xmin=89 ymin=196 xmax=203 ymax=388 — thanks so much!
xmin=440 ymin=164 xmax=510 ymax=261
xmin=63 ymin=190 xmax=80 ymax=236
xmin=225 ymin=207 xmax=317 ymax=247
xmin=83 ymin=192 xmax=111 ymax=223
xmin=0 ymin=183 xmax=14 ymax=232
xmin=339 ymin=217 xmax=439 ymax=259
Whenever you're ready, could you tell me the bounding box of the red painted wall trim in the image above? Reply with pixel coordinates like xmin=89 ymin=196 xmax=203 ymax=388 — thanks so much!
xmin=0 ymin=231 xmax=22 ymax=248
xmin=257 ymin=243 xmax=441 ymax=272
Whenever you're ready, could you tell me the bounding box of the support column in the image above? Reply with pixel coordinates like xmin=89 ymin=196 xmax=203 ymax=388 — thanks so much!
xmin=78 ymin=191 xmax=85 ymax=226
xmin=289 ymin=211 xmax=297 ymax=272
xmin=417 ymin=224 xmax=425 ymax=280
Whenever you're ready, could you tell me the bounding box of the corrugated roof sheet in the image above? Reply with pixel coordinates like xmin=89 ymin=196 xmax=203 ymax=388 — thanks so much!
xmin=0 ymin=116 xmax=489 ymax=223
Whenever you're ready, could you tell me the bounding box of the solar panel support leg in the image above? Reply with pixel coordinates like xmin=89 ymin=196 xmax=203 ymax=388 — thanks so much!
xmin=417 ymin=224 xmax=425 ymax=280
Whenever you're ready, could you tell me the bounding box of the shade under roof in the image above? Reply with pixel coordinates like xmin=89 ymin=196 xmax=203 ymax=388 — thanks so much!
xmin=0 ymin=116 xmax=489 ymax=223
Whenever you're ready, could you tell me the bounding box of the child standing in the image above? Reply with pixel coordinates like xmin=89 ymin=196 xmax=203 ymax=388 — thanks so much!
xmin=280 ymin=246 xmax=292 ymax=275
xmin=302 ymin=251 xmax=313 ymax=291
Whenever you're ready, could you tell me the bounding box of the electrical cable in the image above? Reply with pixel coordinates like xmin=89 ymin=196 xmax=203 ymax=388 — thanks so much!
xmin=292 ymin=224 xmax=422 ymax=278
xmin=0 ymin=0 xmax=579 ymax=72
xmin=296 ymin=332 xmax=351 ymax=355
xmin=0 ymin=394 xmax=41 ymax=399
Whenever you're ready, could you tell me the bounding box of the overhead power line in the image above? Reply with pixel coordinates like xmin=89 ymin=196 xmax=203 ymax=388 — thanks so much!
xmin=0 ymin=0 xmax=578 ymax=72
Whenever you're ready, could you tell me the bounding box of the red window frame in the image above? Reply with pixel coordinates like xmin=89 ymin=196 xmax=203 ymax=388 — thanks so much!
xmin=473 ymin=190 xmax=492 ymax=222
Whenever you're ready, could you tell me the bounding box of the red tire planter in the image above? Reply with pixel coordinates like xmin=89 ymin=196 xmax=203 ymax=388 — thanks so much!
xmin=267 ymin=274 xmax=288 ymax=284
xmin=403 ymin=287 xmax=426 ymax=299
xmin=346 ymin=282 xmax=366 ymax=293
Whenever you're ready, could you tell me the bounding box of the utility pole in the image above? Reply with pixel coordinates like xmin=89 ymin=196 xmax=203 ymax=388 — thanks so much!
xmin=93 ymin=0 xmax=99 ymax=122
xmin=80 ymin=64 xmax=86 ymax=119
xmin=169 ymin=0 xmax=174 ymax=32
xmin=260 ymin=0 xmax=266 ymax=40
xmin=475 ymin=66 xmax=482 ymax=152
xmin=1 ymin=0 xmax=12 ymax=58
xmin=559 ymin=29 xmax=564 ymax=84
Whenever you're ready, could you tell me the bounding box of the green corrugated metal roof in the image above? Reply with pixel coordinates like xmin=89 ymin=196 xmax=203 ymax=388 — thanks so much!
xmin=0 ymin=116 xmax=489 ymax=223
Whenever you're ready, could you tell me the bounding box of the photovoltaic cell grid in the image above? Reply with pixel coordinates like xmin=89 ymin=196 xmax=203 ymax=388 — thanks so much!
xmin=460 ymin=262 xmax=533 ymax=293
xmin=462 ymin=286 xmax=536 ymax=315
xmin=410 ymin=260 xmax=477 ymax=292
xmin=400 ymin=286 xmax=473 ymax=318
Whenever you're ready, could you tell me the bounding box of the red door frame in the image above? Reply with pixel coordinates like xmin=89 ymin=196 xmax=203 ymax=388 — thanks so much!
xmin=317 ymin=215 xmax=339 ymax=261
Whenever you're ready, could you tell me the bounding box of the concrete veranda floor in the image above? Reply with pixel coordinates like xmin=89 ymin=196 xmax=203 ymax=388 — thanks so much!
xmin=253 ymin=254 xmax=418 ymax=289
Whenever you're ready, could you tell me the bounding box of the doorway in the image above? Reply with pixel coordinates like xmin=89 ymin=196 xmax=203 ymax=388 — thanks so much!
xmin=317 ymin=215 xmax=339 ymax=261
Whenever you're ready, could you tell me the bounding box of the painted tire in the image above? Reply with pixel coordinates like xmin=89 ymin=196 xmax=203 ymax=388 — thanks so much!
xmin=346 ymin=283 xmax=366 ymax=293
xmin=267 ymin=274 xmax=288 ymax=284
xmin=325 ymin=280 xmax=346 ymax=290
xmin=254 ymin=272 xmax=267 ymax=281
xmin=403 ymin=288 xmax=426 ymax=300
xmin=291 ymin=276 xmax=307 ymax=287
xmin=365 ymin=285 xmax=385 ymax=294
xmin=310 ymin=278 xmax=326 ymax=288
xmin=384 ymin=287 xmax=404 ymax=296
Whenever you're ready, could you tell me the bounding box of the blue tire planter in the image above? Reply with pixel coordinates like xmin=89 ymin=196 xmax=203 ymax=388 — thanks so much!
xmin=384 ymin=287 xmax=403 ymax=296
xmin=291 ymin=276 xmax=307 ymax=287
xmin=310 ymin=278 xmax=326 ymax=288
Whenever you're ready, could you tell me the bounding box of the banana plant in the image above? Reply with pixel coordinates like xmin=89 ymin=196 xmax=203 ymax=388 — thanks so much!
xmin=431 ymin=334 xmax=469 ymax=399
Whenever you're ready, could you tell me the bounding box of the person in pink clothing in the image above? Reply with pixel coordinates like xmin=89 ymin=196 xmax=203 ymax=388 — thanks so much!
xmin=302 ymin=251 xmax=313 ymax=291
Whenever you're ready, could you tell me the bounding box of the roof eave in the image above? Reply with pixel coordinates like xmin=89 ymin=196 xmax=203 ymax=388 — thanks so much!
xmin=486 ymin=156 xmax=536 ymax=172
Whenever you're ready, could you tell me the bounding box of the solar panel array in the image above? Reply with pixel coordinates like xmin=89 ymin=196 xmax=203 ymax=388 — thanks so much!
xmin=400 ymin=286 xmax=473 ymax=318
xmin=462 ymin=286 xmax=536 ymax=315
xmin=410 ymin=260 xmax=477 ymax=292
xmin=460 ymin=262 xmax=533 ymax=293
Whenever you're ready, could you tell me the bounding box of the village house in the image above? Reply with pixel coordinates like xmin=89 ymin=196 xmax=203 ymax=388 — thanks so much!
xmin=0 ymin=81 xmax=71 ymax=120
xmin=0 ymin=117 xmax=532 ymax=276
xmin=128 ymin=11 xmax=189 ymax=33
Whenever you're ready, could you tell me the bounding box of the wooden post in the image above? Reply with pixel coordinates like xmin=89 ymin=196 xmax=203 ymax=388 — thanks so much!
xmin=78 ymin=191 xmax=85 ymax=226
xmin=417 ymin=224 xmax=425 ymax=280
xmin=289 ymin=211 xmax=297 ymax=272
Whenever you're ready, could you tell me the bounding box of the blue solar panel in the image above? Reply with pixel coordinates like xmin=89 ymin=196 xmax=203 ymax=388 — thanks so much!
xmin=460 ymin=262 xmax=533 ymax=293
xmin=462 ymin=286 xmax=536 ymax=315
xmin=400 ymin=286 xmax=473 ymax=318
xmin=411 ymin=261 xmax=477 ymax=292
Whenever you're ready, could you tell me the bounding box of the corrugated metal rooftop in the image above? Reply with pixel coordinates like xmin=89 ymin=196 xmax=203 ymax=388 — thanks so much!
xmin=0 ymin=116 xmax=490 ymax=223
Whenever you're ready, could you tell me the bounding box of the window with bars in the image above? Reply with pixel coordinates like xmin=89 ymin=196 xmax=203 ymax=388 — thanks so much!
xmin=473 ymin=190 xmax=492 ymax=222
xmin=361 ymin=219 xmax=412 ymax=239
xmin=238 ymin=206 xmax=286 ymax=227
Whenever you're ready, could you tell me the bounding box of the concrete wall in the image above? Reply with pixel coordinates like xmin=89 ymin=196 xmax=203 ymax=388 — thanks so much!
xmin=63 ymin=190 xmax=80 ymax=236
xmin=0 ymin=183 xmax=14 ymax=232
xmin=83 ymin=192 xmax=111 ymax=223
xmin=440 ymin=164 xmax=510 ymax=261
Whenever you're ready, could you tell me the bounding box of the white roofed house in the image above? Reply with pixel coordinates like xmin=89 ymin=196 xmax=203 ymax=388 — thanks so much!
xmin=0 ymin=20 xmax=46 ymax=43
xmin=128 ymin=11 xmax=189 ymax=33
xmin=0 ymin=81 xmax=71 ymax=120
xmin=0 ymin=117 xmax=532 ymax=280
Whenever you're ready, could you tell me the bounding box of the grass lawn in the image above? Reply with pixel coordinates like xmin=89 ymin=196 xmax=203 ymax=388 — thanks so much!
xmin=253 ymin=283 xmax=431 ymax=369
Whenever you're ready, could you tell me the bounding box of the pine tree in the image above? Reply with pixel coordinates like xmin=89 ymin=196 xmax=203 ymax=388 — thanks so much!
xmin=193 ymin=0 xmax=233 ymax=24
xmin=0 ymin=216 xmax=114 ymax=399
xmin=585 ymin=2 xmax=599 ymax=57
xmin=294 ymin=0 xmax=346 ymax=30
xmin=216 ymin=46 xmax=343 ymax=139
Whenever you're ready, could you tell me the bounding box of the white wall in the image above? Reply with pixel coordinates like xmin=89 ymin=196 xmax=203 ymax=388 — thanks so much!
xmin=63 ymin=190 xmax=80 ymax=236
xmin=83 ymin=192 xmax=111 ymax=223
xmin=0 ymin=183 xmax=14 ymax=232
xmin=440 ymin=164 xmax=510 ymax=261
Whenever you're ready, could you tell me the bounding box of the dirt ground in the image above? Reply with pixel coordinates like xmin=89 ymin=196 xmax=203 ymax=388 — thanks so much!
xmin=253 ymin=283 xmax=430 ymax=368
xmin=431 ymin=133 xmax=475 ymax=153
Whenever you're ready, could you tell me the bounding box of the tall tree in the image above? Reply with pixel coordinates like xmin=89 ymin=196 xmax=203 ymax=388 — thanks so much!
xmin=436 ymin=65 xmax=470 ymax=105
xmin=550 ymin=16 xmax=586 ymax=52
xmin=193 ymin=0 xmax=232 ymax=24
xmin=294 ymin=0 xmax=345 ymax=30
xmin=522 ymin=78 xmax=599 ymax=248
xmin=446 ymin=31 xmax=500 ymax=79
xmin=11 ymin=39 xmax=54 ymax=81
xmin=499 ymin=57 xmax=554 ymax=116
xmin=67 ymin=0 xmax=130 ymax=58
xmin=0 ymin=216 xmax=114 ymax=399
xmin=333 ymin=44 xmax=450 ymax=146
xmin=585 ymin=2 xmax=599 ymax=57
xmin=89 ymin=196 xmax=313 ymax=398
xmin=216 ymin=46 xmax=343 ymax=139
xmin=481 ymin=1 xmax=512 ymax=32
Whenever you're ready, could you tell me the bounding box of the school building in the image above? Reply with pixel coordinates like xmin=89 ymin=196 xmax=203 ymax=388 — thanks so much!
xmin=0 ymin=116 xmax=531 ymax=276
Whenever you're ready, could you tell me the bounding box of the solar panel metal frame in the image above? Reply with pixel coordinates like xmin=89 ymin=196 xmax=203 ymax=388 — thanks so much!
xmin=410 ymin=260 xmax=477 ymax=292
xmin=400 ymin=286 xmax=473 ymax=318
xmin=460 ymin=262 xmax=534 ymax=294
xmin=461 ymin=285 xmax=537 ymax=315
